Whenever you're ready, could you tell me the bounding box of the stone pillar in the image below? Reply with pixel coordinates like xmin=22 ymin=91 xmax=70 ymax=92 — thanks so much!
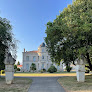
xmin=4 ymin=53 xmax=16 ymax=84
xmin=60 ymin=62 xmax=64 ymax=72
xmin=5 ymin=64 xmax=14 ymax=84
xmin=76 ymin=59 xmax=85 ymax=82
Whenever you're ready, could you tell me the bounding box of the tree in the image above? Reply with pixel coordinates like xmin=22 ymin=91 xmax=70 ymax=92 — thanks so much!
xmin=30 ymin=63 xmax=36 ymax=72
xmin=48 ymin=65 xmax=57 ymax=73
xmin=17 ymin=61 xmax=20 ymax=65
xmin=45 ymin=0 xmax=92 ymax=70
xmin=14 ymin=64 xmax=17 ymax=69
xmin=0 ymin=17 xmax=17 ymax=71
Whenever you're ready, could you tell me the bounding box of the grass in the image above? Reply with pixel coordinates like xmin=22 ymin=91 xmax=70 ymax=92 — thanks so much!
xmin=14 ymin=71 xmax=76 ymax=74
xmin=55 ymin=71 xmax=76 ymax=73
xmin=0 ymin=77 xmax=32 ymax=92
xmin=58 ymin=75 xmax=92 ymax=92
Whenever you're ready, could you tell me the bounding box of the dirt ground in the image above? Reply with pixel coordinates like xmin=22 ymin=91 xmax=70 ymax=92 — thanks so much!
xmin=0 ymin=77 xmax=32 ymax=92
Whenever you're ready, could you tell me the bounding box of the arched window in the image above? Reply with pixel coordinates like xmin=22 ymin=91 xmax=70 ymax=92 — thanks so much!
xmin=42 ymin=55 xmax=44 ymax=59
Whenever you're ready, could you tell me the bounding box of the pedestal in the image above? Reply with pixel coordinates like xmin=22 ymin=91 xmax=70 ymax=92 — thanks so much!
xmin=5 ymin=65 xmax=14 ymax=84
xmin=76 ymin=65 xmax=85 ymax=82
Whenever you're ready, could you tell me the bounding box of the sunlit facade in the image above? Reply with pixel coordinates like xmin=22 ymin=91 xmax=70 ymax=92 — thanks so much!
xmin=22 ymin=42 xmax=63 ymax=72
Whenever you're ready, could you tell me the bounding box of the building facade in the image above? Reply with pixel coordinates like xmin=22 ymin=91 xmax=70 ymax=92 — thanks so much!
xmin=22 ymin=43 xmax=63 ymax=72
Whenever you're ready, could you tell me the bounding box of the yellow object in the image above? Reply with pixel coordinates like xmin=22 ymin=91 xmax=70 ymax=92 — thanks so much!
xmin=1 ymin=70 xmax=5 ymax=75
xmin=1 ymin=73 xmax=90 ymax=77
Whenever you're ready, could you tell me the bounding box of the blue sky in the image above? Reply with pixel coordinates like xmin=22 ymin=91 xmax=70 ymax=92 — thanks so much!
xmin=0 ymin=0 xmax=72 ymax=64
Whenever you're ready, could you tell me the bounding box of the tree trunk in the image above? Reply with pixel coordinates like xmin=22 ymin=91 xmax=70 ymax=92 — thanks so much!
xmin=86 ymin=53 xmax=92 ymax=71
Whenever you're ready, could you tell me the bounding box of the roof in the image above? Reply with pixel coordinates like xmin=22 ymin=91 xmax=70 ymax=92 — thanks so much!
xmin=27 ymin=51 xmax=38 ymax=53
xmin=39 ymin=42 xmax=46 ymax=47
xmin=17 ymin=65 xmax=22 ymax=67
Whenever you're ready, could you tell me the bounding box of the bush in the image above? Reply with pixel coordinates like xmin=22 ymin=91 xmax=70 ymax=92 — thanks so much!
xmin=85 ymin=67 xmax=90 ymax=73
xmin=48 ymin=65 xmax=57 ymax=73
xmin=30 ymin=63 xmax=36 ymax=72
xmin=40 ymin=69 xmax=44 ymax=73
xmin=40 ymin=68 xmax=46 ymax=73
xmin=43 ymin=68 xmax=46 ymax=72
xmin=17 ymin=68 xmax=20 ymax=71
xmin=65 ymin=66 xmax=72 ymax=72
xmin=14 ymin=64 xmax=17 ymax=69
xmin=2 ymin=70 xmax=5 ymax=74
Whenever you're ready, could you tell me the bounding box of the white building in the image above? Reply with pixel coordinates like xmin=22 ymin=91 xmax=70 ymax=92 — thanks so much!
xmin=22 ymin=42 xmax=63 ymax=72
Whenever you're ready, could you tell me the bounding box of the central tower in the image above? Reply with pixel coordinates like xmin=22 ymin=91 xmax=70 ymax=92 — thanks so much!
xmin=38 ymin=42 xmax=48 ymax=69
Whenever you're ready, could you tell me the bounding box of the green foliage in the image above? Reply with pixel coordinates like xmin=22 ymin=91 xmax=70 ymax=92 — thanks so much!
xmin=0 ymin=17 xmax=17 ymax=71
xmin=17 ymin=61 xmax=20 ymax=65
xmin=14 ymin=64 xmax=17 ymax=69
xmin=48 ymin=65 xmax=57 ymax=73
xmin=65 ymin=66 xmax=72 ymax=72
xmin=85 ymin=67 xmax=90 ymax=73
xmin=40 ymin=68 xmax=46 ymax=73
xmin=0 ymin=61 xmax=5 ymax=71
xmin=85 ymin=64 xmax=90 ymax=73
xmin=30 ymin=63 xmax=36 ymax=72
xmin=2 ymin=70 xmax=5 ymax=74
xmin=17 ymin=68 xmax=20 ymax=71
xmin=45 ymin=0 xmax=92 ymax=70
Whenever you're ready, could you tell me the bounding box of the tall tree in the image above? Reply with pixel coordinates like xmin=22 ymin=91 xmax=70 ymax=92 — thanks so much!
xmin=0 ymin=17 xmax=17 ymax=71
xmin=45 ymin=0 xmax=92 ymax=70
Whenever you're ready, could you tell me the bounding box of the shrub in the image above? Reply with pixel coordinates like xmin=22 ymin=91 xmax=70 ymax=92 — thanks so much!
xmin=17 ymin=68 xmax=20 ymax=71
xmin=40 ymin=69 xmax=44 ymax=73
xmin=30 ymin=63 xmax=36 ymax=72
xmin=48 ymin=65 xmax=57 ymax=73
xmin=2 ymin=70 xmax=5 ymax=74
xmin=65 ymin=66 xmax=72 ymax=72
xmin=40 ymin=68 xmax=46 ymax=73
xmin=43 ymin=68 xmax=46 ymax=72
xmin=85 ymin=67 xmax=90 ymax=73
xmin=14 ymin=64 xmax=17 ymax=69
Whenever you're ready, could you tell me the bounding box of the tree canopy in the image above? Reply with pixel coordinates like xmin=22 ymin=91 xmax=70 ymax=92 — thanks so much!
xmin=45 ymin=0 xmax=92 ymax=70
xmin=0 ymin=17 xmax=17 ymax=71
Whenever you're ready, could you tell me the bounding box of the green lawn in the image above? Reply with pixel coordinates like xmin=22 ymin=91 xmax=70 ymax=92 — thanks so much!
xmin=55 ymin=71 xmax=76 ymax=73
xmin=58 ymin=75 xmax=92 ymax=92
xmin=0 ymin=77 xmax=32 ymax=92
xmin=14 ymin=71 xmax=76 ymax=74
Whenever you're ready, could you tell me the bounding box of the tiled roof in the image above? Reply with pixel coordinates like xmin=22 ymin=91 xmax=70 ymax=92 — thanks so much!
xmin=27 ymin=51 xmax=38 ymax=53
xmin=17 ymin=65 xmax=22 ymax=67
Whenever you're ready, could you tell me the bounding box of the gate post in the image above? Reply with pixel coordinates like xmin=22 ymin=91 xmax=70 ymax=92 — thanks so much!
xmin=76 ymin=59 xmax=85 ymax=82
xmin=4 ymin=53 xmax=16 ymax=84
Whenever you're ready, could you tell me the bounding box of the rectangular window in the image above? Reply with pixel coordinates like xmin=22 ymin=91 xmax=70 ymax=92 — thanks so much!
xmin=26 ymin=64 xmax=29 ymax=70
xmin=26 ymin=56 xmax=29 ymax=61
xmin=33 ymin=56 xmax=36 ymax=62
xmin=42 ymin=55 xmax=44 ymax=59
